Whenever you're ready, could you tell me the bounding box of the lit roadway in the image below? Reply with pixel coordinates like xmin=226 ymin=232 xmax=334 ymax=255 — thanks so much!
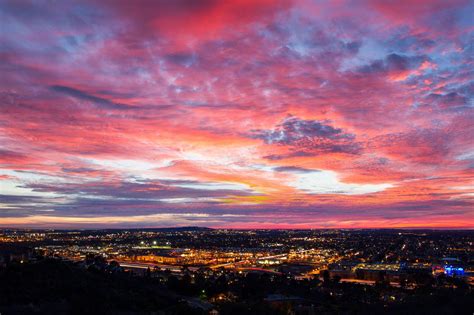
xmin=209 ymin=248 xmax=320 ymax=269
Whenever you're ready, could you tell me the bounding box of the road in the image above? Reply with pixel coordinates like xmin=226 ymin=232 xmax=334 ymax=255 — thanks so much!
xmin=210 ymin=248 xmax=319 ymax=269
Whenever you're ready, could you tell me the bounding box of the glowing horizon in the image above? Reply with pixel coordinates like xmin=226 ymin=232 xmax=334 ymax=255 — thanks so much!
xmin=1 ymin=0 xmax=473 ymax=229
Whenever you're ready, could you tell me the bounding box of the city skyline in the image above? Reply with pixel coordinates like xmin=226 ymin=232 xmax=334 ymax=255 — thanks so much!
xmin=1 ymin=0 xmax=473 ymax=229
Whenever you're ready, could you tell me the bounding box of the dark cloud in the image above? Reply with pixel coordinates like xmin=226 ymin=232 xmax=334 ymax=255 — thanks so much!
xmin=0 ymin=179 xmax=261 ymax=217
xmin=0 ymin=149 xmax=26 ymax=161
xmin=425 ymin=92 xmax=471 ymax=111
xmin=49 ymin=85 xmax=133 ymax=110
xmin=250 ymin=116 xmax=362 ymax=154
xmin=343 ymin=41 xmax=362 ymax=54
xmin=0 ymin=194 xmax=45 ymax=204
xmin=264 ymin=151 xmax=316 ymax=160
xmin=61 ymin=167 xmax=100 ymax=173
xmin=165 ymin=53 xmax=198 ymax=67
xmin=25 ymin=179 xmax=257 ymax=200
xmin=0 ymin=194 xmax=61 ymax=218
xmin=273 ymin=166 xmax=320 ymax=173
xmin=358 ymin=53 xmax=427 ymax=74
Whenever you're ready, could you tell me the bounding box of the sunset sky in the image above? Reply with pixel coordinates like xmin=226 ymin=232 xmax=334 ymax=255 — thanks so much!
xmin=1 ymin=0 xmax=473 ymax=229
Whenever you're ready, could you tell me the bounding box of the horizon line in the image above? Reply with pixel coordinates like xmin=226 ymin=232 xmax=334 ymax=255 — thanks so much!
xmin=1 ymin=226 xmax=473 ymax=231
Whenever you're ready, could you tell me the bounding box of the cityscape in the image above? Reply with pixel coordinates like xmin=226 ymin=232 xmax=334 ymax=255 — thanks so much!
xmin=1 ymin=228 xmax=473 ymax=313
